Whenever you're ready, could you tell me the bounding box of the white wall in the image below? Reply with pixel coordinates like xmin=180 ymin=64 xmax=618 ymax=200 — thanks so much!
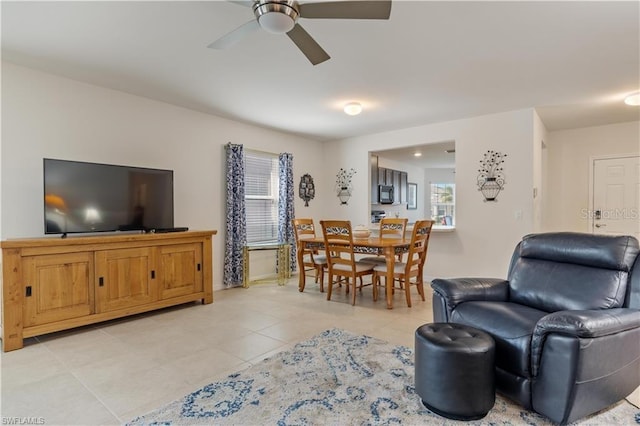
xmin=322 ymin=109 xmax=536 ymax=279
xmin=15 ymin=61 xmax=628 ymax=284
xmin=543 ymin=121 xmax=640 ymax=232
xmin=532 ymin=110 xmax=548 ymax=232
xmin=1 ymin=62 xmax=329 ymax=290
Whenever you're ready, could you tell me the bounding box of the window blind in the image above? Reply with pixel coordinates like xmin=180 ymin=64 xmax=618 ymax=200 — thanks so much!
xmin=430 ymin=183 xmax=456 ymax=226
xmin=245 ymin=150 xmax=279 ymax=244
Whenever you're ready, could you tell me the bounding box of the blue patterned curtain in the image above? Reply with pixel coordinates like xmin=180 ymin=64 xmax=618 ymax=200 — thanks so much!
xmin=224 ymin=143 xmax=246 ymax=287
xmin=278 ymin=153 xmax=296 ymax=272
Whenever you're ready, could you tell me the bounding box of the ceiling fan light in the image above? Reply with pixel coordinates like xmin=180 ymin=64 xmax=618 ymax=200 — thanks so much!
xmin=254 ymin=2 xmax=299 ymax=34
xmin=344 ymin=102 xmax=362 ymax=116
xmin=624 ymin=92 xmax=640 ymax=106
xmin=258 ymin=12 xmax=295 ymax=34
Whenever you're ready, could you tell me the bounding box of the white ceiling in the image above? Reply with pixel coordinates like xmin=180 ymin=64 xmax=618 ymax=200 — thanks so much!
xmin=374 ymin=141 xmax=456 ymax=168
xmin=2 ymin=1 xmax=639 ymax=142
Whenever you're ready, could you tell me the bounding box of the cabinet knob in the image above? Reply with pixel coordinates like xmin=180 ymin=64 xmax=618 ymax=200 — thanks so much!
xmin=99 ymin=277 xmax=104 ymax=286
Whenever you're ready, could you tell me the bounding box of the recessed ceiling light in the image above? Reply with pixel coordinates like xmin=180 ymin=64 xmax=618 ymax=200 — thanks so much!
xmin=414 ymin=152 xmax=422 ymax=157
xmin=624 ymin=92 xmax=640 ymax=106
xmin=343 ymin=102 xmax=362 ymax=116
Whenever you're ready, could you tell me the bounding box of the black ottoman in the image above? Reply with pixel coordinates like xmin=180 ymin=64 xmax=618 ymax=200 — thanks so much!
xmin=415 ymin=323 xmax=495 ymax=420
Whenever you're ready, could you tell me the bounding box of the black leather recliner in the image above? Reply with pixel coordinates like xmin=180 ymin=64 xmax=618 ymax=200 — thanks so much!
xmin=431 ymin=232 xmax=640 ymax=424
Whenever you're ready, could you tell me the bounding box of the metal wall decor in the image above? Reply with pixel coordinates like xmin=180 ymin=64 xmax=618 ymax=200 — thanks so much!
xmin=477 ymin=150 xmax=507 ymax=202
xmin=335 ymin=168 xmax=356 ymax=205
xmin=298 ymin=173 xmax=315 ymax=207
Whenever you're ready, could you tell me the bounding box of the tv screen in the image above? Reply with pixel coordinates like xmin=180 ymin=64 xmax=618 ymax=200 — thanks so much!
xmin=44 ymin=158 xmax=174 ymax=235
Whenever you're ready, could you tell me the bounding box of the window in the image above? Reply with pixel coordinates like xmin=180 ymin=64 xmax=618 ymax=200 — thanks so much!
xmin=245 ymin=150 xmax=279 ymax=244
xmin=430 ymin=183 xmax=455 ymax=226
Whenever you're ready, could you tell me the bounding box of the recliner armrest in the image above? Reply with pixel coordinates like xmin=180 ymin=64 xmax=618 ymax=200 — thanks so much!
xmin=430 ymin=278 xmax=509 ymax=316
xmin=531 ymin=308 xmax=640 ymax=376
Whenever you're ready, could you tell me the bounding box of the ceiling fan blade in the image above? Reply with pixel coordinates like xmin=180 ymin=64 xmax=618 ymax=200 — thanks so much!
xmin=299 ymin=0 xmax=392 ymax=20
xmin=207 ymin=20 xmax=260 ymax=49
xmin=286 ymin=24 xmax=330 ymax=65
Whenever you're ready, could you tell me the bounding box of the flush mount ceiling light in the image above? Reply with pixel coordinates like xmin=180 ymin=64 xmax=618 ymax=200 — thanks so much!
xmin=343 ymin=102 xmax=362 ymax=116
xmin=414 ymin=152 xmax=422 ymax=157
xmin=624 ymin=92 xmax=640 ymax=106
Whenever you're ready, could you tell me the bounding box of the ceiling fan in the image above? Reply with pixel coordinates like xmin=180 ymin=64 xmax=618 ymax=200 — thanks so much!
xmin=208 ymin=0 xmax=392 ymax=65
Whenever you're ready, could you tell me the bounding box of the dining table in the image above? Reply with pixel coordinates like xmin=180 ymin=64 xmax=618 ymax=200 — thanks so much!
xmin=297 ymin=235 xmax=411 ymax=309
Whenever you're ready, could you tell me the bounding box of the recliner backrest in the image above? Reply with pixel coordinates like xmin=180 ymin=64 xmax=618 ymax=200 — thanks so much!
xmin=507 ymin=232 xmax=640 ymax=312
xmin=627 ymin=255 xmax=640 ymax=309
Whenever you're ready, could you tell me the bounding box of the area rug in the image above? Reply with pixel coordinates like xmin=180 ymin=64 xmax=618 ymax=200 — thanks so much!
xmin=128 ymin=328 xmax=639 ymax=425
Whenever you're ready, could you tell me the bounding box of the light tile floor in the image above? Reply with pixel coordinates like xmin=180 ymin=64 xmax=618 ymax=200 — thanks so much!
xmin=1 ymin=277 xmax=434 ymax=425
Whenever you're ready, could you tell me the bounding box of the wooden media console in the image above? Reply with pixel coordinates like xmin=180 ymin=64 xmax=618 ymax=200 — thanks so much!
xmin=1 ymin=230 xmax=215 ymax=351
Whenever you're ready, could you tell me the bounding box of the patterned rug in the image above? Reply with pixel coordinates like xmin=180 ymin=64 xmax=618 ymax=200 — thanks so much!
xmin=128 ymin=329 xmax=639 ymax=425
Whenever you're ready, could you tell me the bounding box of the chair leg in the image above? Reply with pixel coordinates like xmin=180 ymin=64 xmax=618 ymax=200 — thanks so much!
xmin=417 ymin=277 xmax=425 ymax=301
xmin=404 ymin=278 xmax=412 ymax=307
xmin=326 ymin=274 xmax=333 ymax=301
xmin=351 ymin=276 xmax=357 ymax=305
xmin=319 ymin=266 xmax=325 ymax=293
xmin=372 ymin=275 xmax=378 ymax=302
xmin=377 ymin=274 xmax=385 ymax=293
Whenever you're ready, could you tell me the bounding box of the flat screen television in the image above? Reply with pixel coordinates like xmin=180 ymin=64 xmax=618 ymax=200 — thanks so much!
xmin=44 ymin=158 xmax=174 ymax=235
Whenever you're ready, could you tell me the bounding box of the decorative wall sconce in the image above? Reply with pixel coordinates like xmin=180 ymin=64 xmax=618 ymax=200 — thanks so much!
xmin=335 ymin=167 xmax=356 ymax=205
xmin=298 ymin=173 xmax=315 ymax=207
xmin=477 ymin=150 xmax=507 ymax=202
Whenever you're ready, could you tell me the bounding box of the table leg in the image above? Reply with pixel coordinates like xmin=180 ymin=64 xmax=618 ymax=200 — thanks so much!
xmin=242 ymin=246 xmax=249 ymax=288
xmin=385 ymin=246 xmax=394 ymax=309
xmin=298 ymin=241 xmax=306 ymax=292
xmin=277 ymin=244 xmax=290 ymax=286
xmin=284 ymin=244 xmax=291 ymax=280
xmin=277 ymin=244 xmax=284 ymax=286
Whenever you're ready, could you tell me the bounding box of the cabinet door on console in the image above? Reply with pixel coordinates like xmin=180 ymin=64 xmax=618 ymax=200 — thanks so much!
xmin=95 ymin=247 xmax=156 ymax=313
xmin=158 ymin=243 xmax=203 ymax=300
xmin=23 ymin=252 xmax=94 ymax=327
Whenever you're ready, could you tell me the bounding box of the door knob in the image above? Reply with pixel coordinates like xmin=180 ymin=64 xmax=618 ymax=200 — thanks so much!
xmin=595 ymin=224 xmax=607 ymax=228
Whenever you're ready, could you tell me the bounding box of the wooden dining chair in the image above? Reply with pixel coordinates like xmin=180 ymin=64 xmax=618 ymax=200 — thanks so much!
xmin=293 ymin=218 xmax=328 ymax=292
xmin=320 ymin=220 xmax=377 ymax=305
xmin=372 ymin=219 xmax=434 ymax=307
xmin=360 ymin=217 xmax=408 ymax=264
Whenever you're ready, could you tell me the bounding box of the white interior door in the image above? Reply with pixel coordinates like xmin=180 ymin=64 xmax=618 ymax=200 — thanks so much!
xmin=592 ymin=156 xmax=640 ymax=237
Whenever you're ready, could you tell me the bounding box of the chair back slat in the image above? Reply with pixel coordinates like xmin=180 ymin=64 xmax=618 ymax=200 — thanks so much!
xmin=293 ymin=218 xmax=316 ymax=243
xmin=320 ymin=220 xmax=358 ymax=271
xmin=380 ymin=218 xmax=408 ymax=239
